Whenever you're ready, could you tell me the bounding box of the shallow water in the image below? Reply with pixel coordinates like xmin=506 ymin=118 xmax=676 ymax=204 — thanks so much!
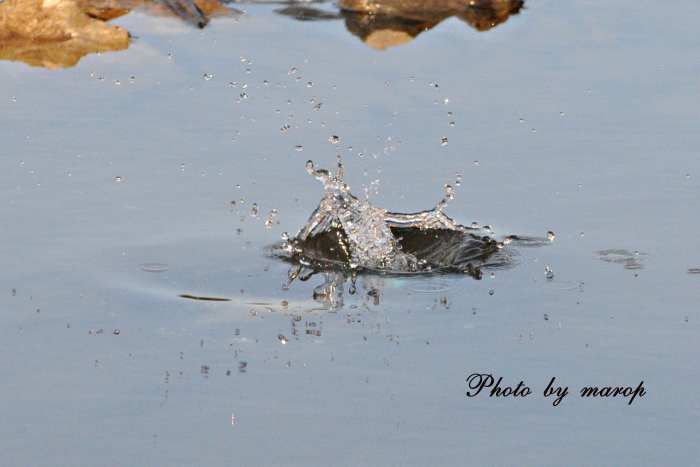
xmin=1 ymin=1 xmax=700 ymax=466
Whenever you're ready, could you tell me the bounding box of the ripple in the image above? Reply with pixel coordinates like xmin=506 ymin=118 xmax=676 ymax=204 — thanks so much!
xmin=399 ymin=278 xmax=465 ymax=294
xmin=139 ymin=263 xmax=171 ymax=273
xmin=596 ymin=249 xmax=649 ymax=270
xmin=541 ymin=281 xmax=586 ymax=292
xmin=178 ymin=294 xmax=231 ymax=302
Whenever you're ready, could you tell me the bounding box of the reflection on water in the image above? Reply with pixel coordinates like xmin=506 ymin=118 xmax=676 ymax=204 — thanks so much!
xmin=0 ymin=0 xmax=524 ymax=68
xmin=78 ymin=0 xmax=231 ymax=26
xmin=273 ymin=0 xmax=524 ymax=49
xmin=0 ymin=0 xmax=129 ymax=69
xmin=265 ymin=158 xmax=551 ymax=311
xmin=0 ymin=0 xmax=233 ymax=68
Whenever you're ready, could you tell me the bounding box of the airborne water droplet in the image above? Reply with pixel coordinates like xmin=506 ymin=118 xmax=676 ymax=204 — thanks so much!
xmin=250 ymin=203 xmax=258 ymax=216
xmin=203 ymin=73 xmax=212 ymax=80
xmin=295 ymin=145 xmax=303 ymax=151
xmin=441 ymin=137 xmax=448 ymax=146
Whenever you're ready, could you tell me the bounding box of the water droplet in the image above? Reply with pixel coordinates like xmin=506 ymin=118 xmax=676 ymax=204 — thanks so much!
xmin=265 ymin=220 xmax=273 ymax=228
xmin=545 ymin=266 xmax=554 ymax=280
xmin=471 ymin=222 xmax=478 ymax=228
xmin=115 ymin=80 xmax=121 ymax=85
xmin=450 ymin=122 xmax=455 ymax=126
xmin=246 ymin=69 xmax=251 ymax=74
xmin=489 ymin=290 xmax=494 ymax=296
xmin=229 ymin=81 xmax=237 ymax=87
xmin=250 ymin=203 xmax=258 ymax=217
xmin=129 ymin=76 xmax=135 ymax=83
xmin=560 ymin=111 xmax=564 ymax=116
xmin=235 ymin=328 xmax=240 ymax=336
xmin=113 ymin=329 xmax=120 ymax=335
xmin=547 ymin=231 xmax=555 ymax=240
xmin=295 ymin=145 xmax=303 ymax=151
xmin=115 ymin=176 xmax=122 ymax=182
xmin=11 ymin=288 xmax=16 ymax=297
xmin=280 ymin=124 xmax=290 ymax=131
xmin=580 ymin=232 xmax=585 ymax=237
xmin=519 ymin=118 xmax=524 ymax=122
xmin=203 ymin=73 xmax=212 ymax=80
xmin=289 ymin=68 xmax=297 ymax=74
xmin=278 ymin=334 xmax=289 ymax=344
xmin=543 ymin=314 xmax=549 ymax=321
xmin=329 ymin=135 xmax=340 ymax=143
xmin=270 ymin=209 xmax=278 ymax=217
xmin=307 ymin=82 xmax=313 ymax=87
xmin=180 ymin=164 xmax=185 ymax=171
xmin=532 ymin=128 xmax=536 ymax=132
xmin=441 ymin=137 xmax=448 ymax=146
xmin=687 ymin=268 xmax=700 ymax=274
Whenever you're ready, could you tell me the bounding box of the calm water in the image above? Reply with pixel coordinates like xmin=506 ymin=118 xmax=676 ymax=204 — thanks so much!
xmin=1 ymin=1 xmax=699 ymax=465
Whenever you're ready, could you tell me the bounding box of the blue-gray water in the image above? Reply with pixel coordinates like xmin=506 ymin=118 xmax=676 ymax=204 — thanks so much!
xmin=1 ymin=1 xmax=699 ymax=465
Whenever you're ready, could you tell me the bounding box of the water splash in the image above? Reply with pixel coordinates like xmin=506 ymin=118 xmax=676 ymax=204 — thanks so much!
xmin=266 ymin=157 xmax=542 ymax=280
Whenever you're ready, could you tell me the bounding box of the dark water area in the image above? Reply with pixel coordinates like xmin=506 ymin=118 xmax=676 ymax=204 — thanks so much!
xmin=1 ymin=1 xmax=699 ymax=466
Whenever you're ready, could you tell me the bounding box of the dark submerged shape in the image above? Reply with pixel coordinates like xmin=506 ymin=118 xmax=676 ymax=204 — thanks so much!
xmin=267 ymin=226 xmax=515 ymax=281
xmin=264 ymin=158 xmax=541 ymax=284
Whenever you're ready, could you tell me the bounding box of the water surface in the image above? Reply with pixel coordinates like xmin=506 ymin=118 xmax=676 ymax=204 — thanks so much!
xmin=1 ymin=1 xmax=699 ymax=465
